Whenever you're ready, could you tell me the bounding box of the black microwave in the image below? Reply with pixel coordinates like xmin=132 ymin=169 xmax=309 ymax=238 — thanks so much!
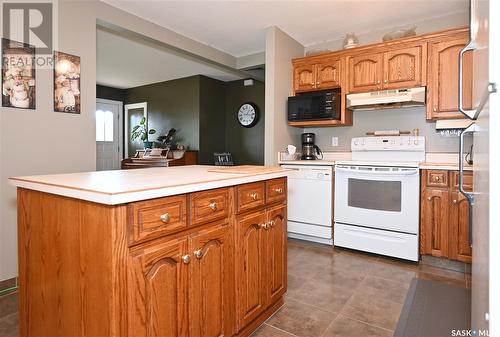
xmin=287 ymin=89 xmax=341 ymax=121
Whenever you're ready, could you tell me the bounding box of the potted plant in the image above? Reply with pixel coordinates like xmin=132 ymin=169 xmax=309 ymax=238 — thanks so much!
xmin=131 ymin=116 xmax=156 ymax=149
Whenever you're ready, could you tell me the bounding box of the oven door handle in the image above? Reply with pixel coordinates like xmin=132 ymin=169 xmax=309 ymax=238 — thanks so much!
xmin=335 ymin=167 xmax=419 ymax=176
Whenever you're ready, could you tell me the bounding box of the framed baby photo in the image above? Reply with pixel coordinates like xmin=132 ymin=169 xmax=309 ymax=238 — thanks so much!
xmin=53 ymin=51 xmax=81 ymax=113
xmin=1 ymin=38 xmax=36 ymax=109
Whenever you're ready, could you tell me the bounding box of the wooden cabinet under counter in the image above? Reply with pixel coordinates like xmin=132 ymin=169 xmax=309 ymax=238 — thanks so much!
xmin=11 ymin=166 xmax=288 ymax=337
xmin=420 ymin=169 xmax=472 ymax=263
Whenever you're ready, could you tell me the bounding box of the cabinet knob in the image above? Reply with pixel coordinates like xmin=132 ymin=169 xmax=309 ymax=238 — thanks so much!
xmin=208 ymin=201 xmax=218 ymax=211
xmin=274 ymin=188 xmax=283 ymax=194
xmin=260 ymin=223 xmax=269 ymax=230
xmin=433 ymin=107 xmax=437 ymax=112
xmin=384 ymin=79 xmax=388 ymax=83
xmin=377 ymin=80 xmax=381 ymax=84
xmin=160 ymin=213 xmax=170 ymax=223
xmin=182 ymin=254 xmax=191 ymax=264
xmin=250 ymin=192 xmax=259 ymax=201
xmin=194 ymin=250 xmax=203 ymax=259
xmin=434 ymin=176 xmax=441 ymax=182
xmin=453 ymin=199 xmax=458 ymax=204
xmin=427 ymin=196 xmax=432 ymax=201
xmin=268 ymin=220 xmax=276 ymax=228
xmin=316 ymin=81 xmax=320 ymax=85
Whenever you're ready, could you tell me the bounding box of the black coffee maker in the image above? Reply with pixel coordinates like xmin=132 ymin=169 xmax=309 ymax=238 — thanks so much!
xmin=301 ymin=133 xmax=323 ymax=160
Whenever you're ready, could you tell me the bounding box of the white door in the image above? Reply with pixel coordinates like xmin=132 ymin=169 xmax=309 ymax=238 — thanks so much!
xmin=96 ymin=99 xmax=123 ymax=171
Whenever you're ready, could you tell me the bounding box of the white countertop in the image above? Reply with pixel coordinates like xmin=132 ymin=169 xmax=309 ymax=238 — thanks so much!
xmin=9 ymin=165 xmax=289 ymax=205
xmin=279 ymin=152 xmax=473 ymax=171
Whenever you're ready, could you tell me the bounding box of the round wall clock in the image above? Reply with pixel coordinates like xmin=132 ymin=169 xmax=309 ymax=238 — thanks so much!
xmin=237 ymin=102 xmax=259 ymax=128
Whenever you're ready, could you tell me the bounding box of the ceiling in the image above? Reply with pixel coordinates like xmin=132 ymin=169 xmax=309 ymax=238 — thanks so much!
xmin=96 ymin=28 xmax=244 ymax=89
xmin=102 ymin=0 xmax=468 ymax=57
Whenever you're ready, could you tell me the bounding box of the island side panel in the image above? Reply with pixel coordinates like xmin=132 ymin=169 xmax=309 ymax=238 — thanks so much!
xmin=17 ymin=188 xmax=128 ymax=337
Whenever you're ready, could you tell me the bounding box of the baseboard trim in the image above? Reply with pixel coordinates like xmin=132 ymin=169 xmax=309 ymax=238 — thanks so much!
xmin=235 ymin=297 xmax=285 ymax=337
xmin=0 ymin=277 xmax=18 ymax=295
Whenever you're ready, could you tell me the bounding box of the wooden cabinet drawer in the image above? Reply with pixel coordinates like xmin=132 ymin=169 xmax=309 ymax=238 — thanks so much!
xmin=237 ymin=182 xmax=265 ymax=214
xmin=128 ymin=195 xmax=187 ymax=245
xmin=266 ymin=178 xmax=287 ymax=205
xmin=426 ymin=170 xmax=449 ymax=188
xmin=190 ymin=188 xmax=230 ymax=226
xmin=451 ymin=171 xmax=473 ymax=192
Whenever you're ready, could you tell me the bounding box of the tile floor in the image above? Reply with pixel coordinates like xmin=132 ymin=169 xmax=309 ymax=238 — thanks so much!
xmin=251 ymin=239 xmax=470 ymax=337
xmin=0 ymin=239 xmax=470 ymax=337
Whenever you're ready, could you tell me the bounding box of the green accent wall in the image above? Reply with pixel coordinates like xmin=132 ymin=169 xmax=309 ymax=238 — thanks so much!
xmin=125 ymin=76 xmax=200 ymax=158
xmin=225 ymin=80 xmax=265 ymax=165
xmin=122 ymin=75 xmax=265 ymax=164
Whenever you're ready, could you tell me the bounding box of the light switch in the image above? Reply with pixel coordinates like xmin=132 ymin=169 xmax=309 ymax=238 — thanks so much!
xmin=331 ymin=137 xmax=338 ymax=147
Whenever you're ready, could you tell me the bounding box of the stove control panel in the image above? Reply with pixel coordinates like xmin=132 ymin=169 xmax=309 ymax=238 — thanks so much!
xmin=351 ymin=136 xmax=425 ymax=152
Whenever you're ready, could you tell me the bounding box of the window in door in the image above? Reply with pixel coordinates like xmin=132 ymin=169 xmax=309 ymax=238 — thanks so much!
xmin=96 ymin=109 xmax=114 ymax=142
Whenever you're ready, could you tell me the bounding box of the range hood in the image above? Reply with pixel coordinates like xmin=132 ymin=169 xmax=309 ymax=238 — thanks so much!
xmin=346 ymin=87 xmax=426 ymax=110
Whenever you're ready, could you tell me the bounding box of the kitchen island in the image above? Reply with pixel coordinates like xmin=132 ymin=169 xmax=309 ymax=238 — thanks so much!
xmin=9 ymin=165 xmax=289 ymax=337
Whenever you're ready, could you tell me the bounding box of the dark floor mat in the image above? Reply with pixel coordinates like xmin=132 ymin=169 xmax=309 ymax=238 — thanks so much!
xmin=394 ymin=278 xmax=471 ymax=337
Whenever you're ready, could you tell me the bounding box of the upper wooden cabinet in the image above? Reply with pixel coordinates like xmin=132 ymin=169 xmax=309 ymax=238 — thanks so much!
xmin=348 ymin=45 xmax=425 ymax=93
xmin=427 ymin=36 xmax=473 ymax=120
xmin=348 ymin=53 xmax=383 ymax=93
xmin=384 ymin=46 xmax=425 ymax=89
xmin=291 ymin=27 xmax=471 ymax=125
xmin=294 ymin=58 xmax=341 ymax=93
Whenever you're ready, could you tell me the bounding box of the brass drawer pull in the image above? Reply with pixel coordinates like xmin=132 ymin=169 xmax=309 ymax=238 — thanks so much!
xmin=274 ymin=188 xmax=283 ymax=194
xmin=208 ymin=201 xmax=218 ymax=211
xmin=194 ymin=250 xmax=203 ymax=259
xmin=427 ymin=196 xmax=432 ymax=201
xmin=260 ymin=223 xmax=269 ymax=230
xmin=182 ymin=254 xmax=191 ymax=264
xmin=250 ymin=192 xmax=259 ymax=201
xmin=160 ymin=213 xmax=170 ymax=223
xmin=268 ymin=220 xmax=276 ymax=228
xmin=453 ymin=199 xmax=458 ymax=204
xmin=433 ymin=176 xmax=441 ymax=182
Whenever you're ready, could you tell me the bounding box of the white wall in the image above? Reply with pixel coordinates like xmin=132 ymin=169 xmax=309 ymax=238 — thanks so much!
xmin=264 ymin=27 xmax=304 ymax=165
xmin=0 ymin=0 xmax=257 ymax=282
xmin=305 ymin=12 xmax=469 ymax=53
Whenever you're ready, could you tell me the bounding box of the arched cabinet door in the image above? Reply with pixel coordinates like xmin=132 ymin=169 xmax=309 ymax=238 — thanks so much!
xmin=265 ymin=205 xmax=287 ymax=305
xmin=449 ymin=191 xmax=472 ymax=263
xmin=127 ymin=238 xmax=189 ymax=337
xmin=348 ymin=53 xmax=383 ymax=93
xmin=421 ymin=188 xmax=450 ymax=257
xmin=383 ymin=45 xmax=424 ymax=89
xmin=189 ymin=222 xmax=234 ymax=337
xmin=294 ymin=64 xmax=316 ymax=92
xmin=427 ymin=36 xmax=472 ymax=119
xmin=236 ymin=212 xmax=267 ymax=329
xmin=316 ymin=59 xmax=341 ymax=90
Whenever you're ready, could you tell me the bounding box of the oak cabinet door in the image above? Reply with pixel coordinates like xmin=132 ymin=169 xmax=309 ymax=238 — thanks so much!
xmin=348 ymin=53 xmax=383 ymax=93
xmin=421 ymin=188 xmax=450 ymax=257
xmin=316 ymin=58 xmax=341 ymax=90
xmin=427 ymin=37 xmax=473 ymax=119
xmin=383 ymin=45 xmax=424 ymax=89
xmin=189 ymin=222 xmax=234 ymax=337
xmin=265 ymin=205 xmax=287 ymax=305
xmin=128 ymin=238 xmax=189 ymax=337
xmin=293 ymin=64 xmax=316 ymax=92
xmin=235 ymin=212 xmax=267 ymax=330
xmin=449 ymin=191 xmax=472 ymax=263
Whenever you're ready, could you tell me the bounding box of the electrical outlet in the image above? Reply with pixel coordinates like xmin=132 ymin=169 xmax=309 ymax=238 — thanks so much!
xmin=331 ymin=136 xmax=339 ymax=147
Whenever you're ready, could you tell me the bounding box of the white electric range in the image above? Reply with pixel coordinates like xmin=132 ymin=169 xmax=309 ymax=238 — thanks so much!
xmin=334 ymin=136 xmax=425 ymax=261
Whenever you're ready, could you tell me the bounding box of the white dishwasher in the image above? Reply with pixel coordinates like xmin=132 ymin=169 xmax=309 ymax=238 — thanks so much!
xmin=281 ymin=165 xmax=333 ymax=245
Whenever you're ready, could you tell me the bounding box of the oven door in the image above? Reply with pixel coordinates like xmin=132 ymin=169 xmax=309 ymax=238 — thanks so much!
xmin=334 ymin=165 xmax=420 ymax=234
